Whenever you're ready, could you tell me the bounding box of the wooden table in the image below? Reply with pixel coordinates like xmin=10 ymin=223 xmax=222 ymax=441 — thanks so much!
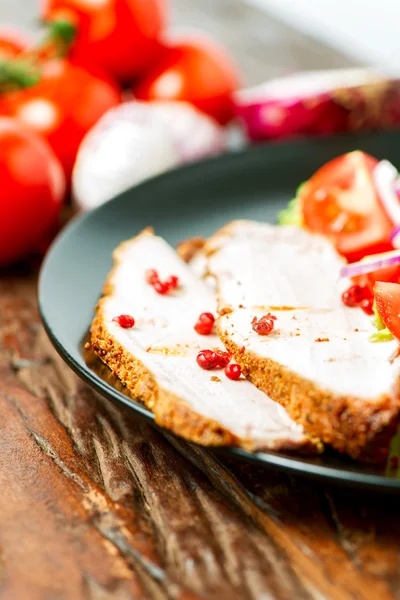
xmin=3 ymin=2 xmax=399 ymax=600
xmin=3 ymin=268 xmax=400 ymax=600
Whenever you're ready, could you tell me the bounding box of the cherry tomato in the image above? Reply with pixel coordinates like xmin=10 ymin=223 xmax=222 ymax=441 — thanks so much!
xmin=352 ymin=251 xmax=400 ymax=291
xmin=0 ymin=28 xmax=32 ymax=59
xmin=300 ymin=151 xmax=393 ymax=262
xmin=41 ymin=0 xmax=166 ymax=84
xmin=0 ymin=117 xmax=65 ymax=266
xmin=134 ymin=38 xmax=240 ymax=125
xmin=353 ymin=264 xmax=400 ymax=292
xmin=374 ymin=282 xmax=400 ymax=340
xmin=354 ymin=267 xmax=400 ymax=293
xmin=0 ymin=59 xmax=120 ymax=178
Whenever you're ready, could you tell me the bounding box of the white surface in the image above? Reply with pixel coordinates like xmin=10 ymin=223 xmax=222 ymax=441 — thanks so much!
xmin=246 ymin=0 xmax=400 ymax=67
xmin=208 ymin=221 xmax=400 ymax=399
xmin=100 ymin=231 xmax=310 ymax=450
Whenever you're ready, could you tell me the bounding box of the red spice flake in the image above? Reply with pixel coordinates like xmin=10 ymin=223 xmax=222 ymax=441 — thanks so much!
xmin=225 ymin=363 xmax=242 ymax=380
xmin=145 ymin=268 xmax=180 ymax=295
xmin=194 ymin=312 xmax=215 ymax=335
xmin=153 ymin=281 xmax=169 ymax=295
xmin=342 ymin=284 xmax=372 ymax=308
xmin=315 ymin=337 xmax=329 ymax=342
xmin=145 ymin=269 xmax=159 ymax=285
xmin=214 ymin=350 xmax=231 ymax=368
xmin=196 ymin=350 xmax=219 ymax=370
xmin=196 ymin=349 xmax=231 ymax=370
xmin=360 ymin=298 xmax=374 ymax=315
xmin=251 ymin=313 xmax=277 ymax=336
xmin=165 ymin=275 xmax=179 ymax=290
xmin=112 ymin=314 xmax=135 ymax=328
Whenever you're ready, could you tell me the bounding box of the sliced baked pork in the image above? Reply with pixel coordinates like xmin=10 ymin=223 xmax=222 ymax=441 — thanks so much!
xmin=91 ymin=229 xmax=318 ymax=453
xmin=206 ymin=220 xmax=400 ymax=462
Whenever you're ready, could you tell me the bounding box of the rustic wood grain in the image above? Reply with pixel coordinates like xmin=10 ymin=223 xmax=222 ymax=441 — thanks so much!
xmin=0 ymin=270 xmax=308 ymax=600
xmin=1 ymin=2 xmax=394 ymax=600
xmin=2 ymin=267 xmax=400 ymax=600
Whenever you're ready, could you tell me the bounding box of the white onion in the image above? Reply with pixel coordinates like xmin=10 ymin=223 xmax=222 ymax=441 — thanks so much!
xmin=72 ymin=100 xmax=226 ymax=212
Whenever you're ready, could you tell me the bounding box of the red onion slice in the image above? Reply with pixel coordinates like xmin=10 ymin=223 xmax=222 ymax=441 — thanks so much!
xmin=391 ymin=225 xmax=400 ymax=249
xmin=340 ymin=250 xmax=400 ymax=278
xmin=233 ymin=69 xmax=400 ymax=142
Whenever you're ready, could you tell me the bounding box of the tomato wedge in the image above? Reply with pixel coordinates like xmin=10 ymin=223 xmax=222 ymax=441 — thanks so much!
xmin=301 ymin=151 xmax=394 ymax=262
xmin=374 ymin=282 xmax=400 ymax=340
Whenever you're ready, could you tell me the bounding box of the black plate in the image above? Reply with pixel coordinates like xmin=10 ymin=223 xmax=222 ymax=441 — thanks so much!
xmin=39 ymin=131 xmax=400 ymax=491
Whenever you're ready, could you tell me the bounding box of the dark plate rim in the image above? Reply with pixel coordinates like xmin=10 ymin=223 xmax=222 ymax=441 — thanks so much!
xmin=38 ymin=138 xmax=400 ymax=491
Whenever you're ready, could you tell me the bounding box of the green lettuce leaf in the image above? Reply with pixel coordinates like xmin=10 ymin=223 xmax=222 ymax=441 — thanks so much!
xmin=277 ymin=198 xmax=301 ymax=226
xmin=277 ymin=183 xmax=306 ymax=227
xmin=372 ymin=300 xmax=386 ymax=331
xmin=369 ymin=300 xmax=394 ymax=342
xmin=369 ymin=328 xmax=394 ymax=343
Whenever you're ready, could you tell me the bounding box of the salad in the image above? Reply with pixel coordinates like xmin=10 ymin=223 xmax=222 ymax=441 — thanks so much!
xmin=279 ymin=150 xmax=400 ymax=343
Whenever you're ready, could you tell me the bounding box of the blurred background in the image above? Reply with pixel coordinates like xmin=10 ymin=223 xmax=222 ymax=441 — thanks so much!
xmin=2 ymin=0 xmax=358 ymax=84
xmin=248 ymin=0 xmax=398 ymax=69
xmin=5 ymin=0 xmax=397 ymax=74
xmin=1 ymin=0 xmax=399 ymax=267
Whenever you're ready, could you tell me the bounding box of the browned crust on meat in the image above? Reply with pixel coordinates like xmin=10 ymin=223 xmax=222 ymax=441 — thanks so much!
xmin=91 ymin=316 xmax=241 ymax=447
xmin=90 ymin=230 xmax=318 ymax=455
xmin=177 ymin=237 xmax=205 ymax=263
xmin=219 ymin=325 xmax=400 ymax=463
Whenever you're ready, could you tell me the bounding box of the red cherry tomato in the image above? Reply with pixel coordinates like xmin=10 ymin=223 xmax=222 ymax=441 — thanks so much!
xmin=0 ymin=117 xmax=65 ymax=266
xmin=300 ymin=151 xmax=393 ymax=262
xmin=41 ymin=0 xmax=166 ymax=83
xmin=353 ymin=264 xmax=400 ymax=292
xmin=134 ymin=38 xmax=240 ymax=125
xmin=0 ymin=59 xmax=120 ymax=178
xmin=0 ymin=28 xmax=32 ymax=59
xmin=374 ymin=282 xmax=400 ymax=340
